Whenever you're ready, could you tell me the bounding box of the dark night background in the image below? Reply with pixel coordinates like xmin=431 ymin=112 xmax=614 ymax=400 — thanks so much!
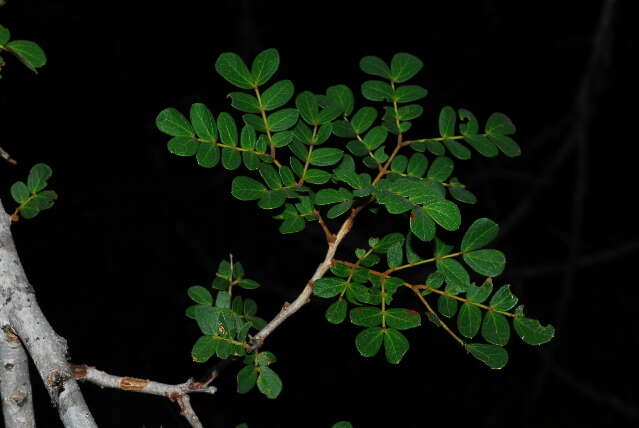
xmin=1 ymin=0 xmax=637 ymax=427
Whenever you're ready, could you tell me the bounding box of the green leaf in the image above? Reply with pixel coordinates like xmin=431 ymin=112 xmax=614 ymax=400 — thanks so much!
xmin=258 ymin=190 xmax=286 ymax=209
xmin=261 ymin=80 xmax=294 ymax=111
xmin=361 ymin=80 xmax=394 ymax=102
xmin=216 ymin=290 xmax=231 ymax=309
xmin=461 ymin=218 xmax=499 ymax=252
xmin=10 ymin=181 xmax=30 ymax=203
xmin=425 ymin=200 xmax=461 ymax=231
xmin=397 ymin=104 xmax=424 ymax=121
xmin=385 ymin=308 xmax=421 ymax=330
xmin=215 ymin=52 xmax=254 ymax=89
xmin=272 ymin=131 xmax=293 ymax=148
xmin=394 ymin=85 xmax=427 ymax=103
xmin=168 ymin=137 xmax=198 ymax=156
xmin=375 ymin=233 xmax=405 ymax=253
xmin=438 ymin=106 xmax=456 ymax=137
xmin=296 ymin=91 xmax=319 ymax=124
xmin=513 ymin=317 xmax=555 ymax=345
xmin=327 ymin=84 xmax=354 ymax=116
xmin=449 ymin=185 xmax=477 ymax=204
xmin=332 ymin=422 xmax=353 ymax=428
xmin=466 ymin=343 xmax=508 ymax=369
xmin=27 ymin=163 xmax=52 ymax=193
xmin=188 ymin=286 xmax=213 ymax=305
xmin=327 ymin=201 xmax=353 ymax=219
xmin=222 ymin=147 xmax=242 ymax=170
xmin=386 ymin=242 xmax=403 ymax=268
xmin=363 ymin=126 xmax=388 ymax=151
xmin=350 ymin=306 xmax=382 ymax=327
xmin=463 ymin=249 xmax=506 ymax=277
xmin=243 ymin=114 xmax=266 ymax=132
xmin=243 ymin=298 xmax=258 ymax=317
xmin=351 ymin=107 xmax=378 ymax=134
xmin=315 ymin=188 xmax=348 ymax=205
xmin=228 ymin=92 xmax=260 ymax=113
xmin=304 ymin=168 xmax=332 ymax=184
xmin=238 ymin=279 xmax=261 ymax=290
xmin=30 ymin=190 xmax=57 ymax=211
xmin=485 ymin=112 xmax=516 ymax=136
xmin=437 ymin=258 xmax=470 ymax=294
xmin=257 ymin=366 xmax=282 ymax=399
xmin=268 ymin=108 xmax=299 ymax=131
xmin=481 ymin=311 xmax=510 ymax=346
xmin=20 ymin=203 xmax=40 ymax=219
xmin=355 ymin=327 xmax=384 ymax=357
xmin=251 ymin=48 xmax=279 ymax=86
xmin=359 ymin=56 xmax=391 ymax=79
xmin=391 ymin=155 xmax=408 ymax=173
xmin=427 ymin=156 xmax=454 ymax=182
xmin=194 ymin=305 xmax=218 ymax=335
xmin=437 ymin=295 xmax=458 ymax=318
xmin=156 ymin=108 xmax=194 ymax=137
xmin=464 ymin=134 xmax=498 ymax=157
xmin=488 ymin=134 xmax=521 ymax=157
xmin=466 ymin=281 xmax=493 ymax=303
xmin=457 ymin=304 xmax=482 ymax=338
xmin=443 ymin=140 xmax=471 ymax=160
xmin=390 ymin=53 xmax=423 ymax=83
xmin=309 ymin=148 xmax=344 ymax=166
xmin=0 ymin=25 xmax=10 ymax=45
xmin=217 ymin=112 xmax=238 ymax=146
xmin=189 ymin=103 xmax=217 ymax=141
xmin=231 ymin=176 xmax=266 ymax=201
xmin=407 ymin=153 xmax=428 ymax=178
xmin=383 ymin=328 xmax=409 ymax=364
xmin=410 ymin=208 xmax=435 ymax=242
xmin=313 ymin=277 xmax=346 ymax=298
xmin=192 ymin=336 xmax=218 ymax=363
xmin=259 ymin=164 xmax=282 ymax=190
xmin=458 ymin=108 xmax=479 ymax=135
xmin=196 ymin=143 xmax=220 ymax=168
xmin=237 ymin=365 xmax=258 ymax=393
xmin=326 ymin=298 xmax=348 ymax=324
xmin=7 ymin=40 xmax=46 ymax=71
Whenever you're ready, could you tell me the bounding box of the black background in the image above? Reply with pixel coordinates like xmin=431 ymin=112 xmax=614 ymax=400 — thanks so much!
xmin=1 ymin=1 xmax=637 ymax=427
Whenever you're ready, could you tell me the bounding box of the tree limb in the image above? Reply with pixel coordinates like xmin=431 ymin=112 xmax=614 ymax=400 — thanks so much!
xmin=0 ymin=198 xmax=98 ymax=427
xmin=0 ymin=317 xmax=35 ymax=428
xmin=71 ymin=364 xmax=216 ymax=428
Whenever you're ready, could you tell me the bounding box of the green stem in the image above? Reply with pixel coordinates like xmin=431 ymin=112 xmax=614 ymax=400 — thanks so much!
xmin=253 ymin=87 xmax=282 ymax=167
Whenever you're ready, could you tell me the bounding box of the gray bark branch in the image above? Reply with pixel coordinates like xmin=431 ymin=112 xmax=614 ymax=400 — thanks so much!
xmin=0 ymin=198 xmax=97 ymax=427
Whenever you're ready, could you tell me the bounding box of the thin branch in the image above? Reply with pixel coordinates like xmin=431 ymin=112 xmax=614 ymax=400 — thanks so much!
xmin=313 ymin=209 xmax=336 ymax=243
xmin=0 ymin=198 xmax=98 ymax=427
xmin=71 ymin=364 xmax=216 ymax=428
xmin=0 ymin=319 xmax=35 ymax=428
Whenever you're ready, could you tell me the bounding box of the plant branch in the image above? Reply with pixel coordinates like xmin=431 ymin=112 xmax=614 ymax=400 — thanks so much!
xmin=313 ymin=209 xmax=335 ymax=243
xmin=71 ymin=364 xmax=216 ymax=428
xmin=250 ymin=203 xmax=367 ymax=347
xmin=0 ymin=198 xmax=98 ymax=427
xmin=0 ymin=145 xmax=17 ymax=165
xmin=406 ymin=283 xmax=465 ymax=346
xmin=0 ymin=320 xmax=35 ymax=428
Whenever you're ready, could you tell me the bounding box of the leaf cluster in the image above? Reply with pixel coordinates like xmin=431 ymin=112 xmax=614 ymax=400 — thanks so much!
xmin=0 ymin=24 xmax=46 ymax=77
xmin=10 ymin=163 xmax=57 ymax=220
